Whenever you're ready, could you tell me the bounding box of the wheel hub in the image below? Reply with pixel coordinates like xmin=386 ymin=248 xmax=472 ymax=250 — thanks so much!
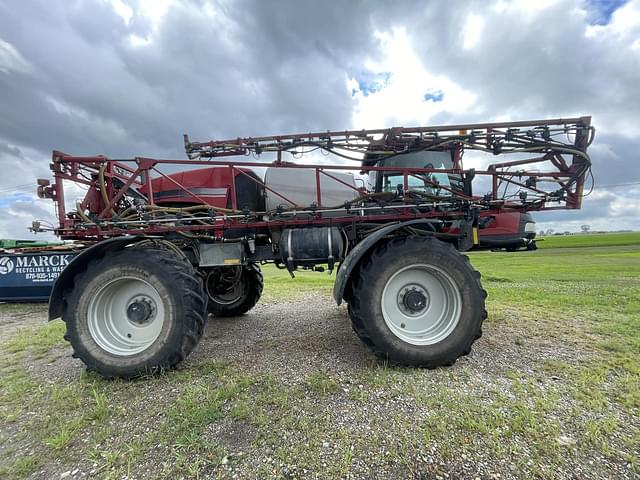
xmin=126 ymin=297 xmax=156 ymax=325
xmin=382 ymin=265 xmax=462 ymax=346
xmin=88 ymin=276 xmax=166 ymax=356
xmin=398 ymin=284 xmax=429 ymax=316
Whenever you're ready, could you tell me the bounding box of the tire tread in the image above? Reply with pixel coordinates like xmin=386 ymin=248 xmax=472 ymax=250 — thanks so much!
xmin=348 ymin=236 xmax=487 ymax=368
xmin=207 ymin=264 xmax=263 ymax=317
xmin=62 ymin=247 xmax=207 ymax=379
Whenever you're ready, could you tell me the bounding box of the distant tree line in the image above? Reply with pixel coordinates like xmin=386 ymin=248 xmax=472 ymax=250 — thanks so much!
xmin=539 ymin=225 xmax=591 ymax=236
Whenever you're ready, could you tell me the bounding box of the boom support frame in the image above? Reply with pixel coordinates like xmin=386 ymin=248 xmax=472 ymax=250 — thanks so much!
xmin=41 ymin=117 xmax=593 ymax=241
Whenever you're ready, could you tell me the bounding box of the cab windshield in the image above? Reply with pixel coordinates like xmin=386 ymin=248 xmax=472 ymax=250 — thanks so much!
xmin=372 ymin=150 xmax=458 ymax=196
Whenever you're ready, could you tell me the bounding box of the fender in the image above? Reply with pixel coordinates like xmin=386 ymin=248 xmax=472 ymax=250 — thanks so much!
xmin=48 ymin=236 xmax=149 ymax=321
xmin=333 ymin=220 xmax=440 ymax=305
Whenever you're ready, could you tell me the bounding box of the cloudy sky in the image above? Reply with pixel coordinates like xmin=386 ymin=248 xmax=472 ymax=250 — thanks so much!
xmin=0 ymin=0 xmax=639 ymax=239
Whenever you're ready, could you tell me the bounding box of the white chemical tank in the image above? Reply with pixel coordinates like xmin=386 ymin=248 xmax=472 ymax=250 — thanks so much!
xmin=263 ymin=167 xmax=360 ymax=211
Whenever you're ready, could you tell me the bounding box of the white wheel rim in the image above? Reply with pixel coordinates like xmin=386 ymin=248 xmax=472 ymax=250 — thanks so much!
xmin=381 ymin=264 xmax=462 ymax=345
xmin=87 ymin=276 xmax=165 ymax=356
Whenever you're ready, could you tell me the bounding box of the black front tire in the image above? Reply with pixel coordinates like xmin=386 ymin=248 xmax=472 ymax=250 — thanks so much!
xmin=348 ymin=236 xmax=487 ymax=368
xmin=62 ymin=247 xmax=207 ymax=379
xmin=205 ymin=264 xmax=263 ymax=317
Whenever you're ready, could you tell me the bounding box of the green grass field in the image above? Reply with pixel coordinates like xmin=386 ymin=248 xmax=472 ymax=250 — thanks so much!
xmin=0 ymin=232 xmax=638 ymax=479
xmin=537 ymin=231 xmax=640 ymax=249
xmin=262 ymin=231 xmax=640 ymax=299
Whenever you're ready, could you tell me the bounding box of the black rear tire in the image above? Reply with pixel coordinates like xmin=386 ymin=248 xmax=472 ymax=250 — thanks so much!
xmin=205 ymin=264 xmax=263 ymax=317
xmin=348 ymin=236 xmax=487 ymax=368
xmin=62 ymin=247 xmax=207 ymax=378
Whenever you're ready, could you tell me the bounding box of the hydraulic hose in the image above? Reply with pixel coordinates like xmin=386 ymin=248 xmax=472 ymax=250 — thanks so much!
xmin=98 ymin=165 xmax=117 ymax=217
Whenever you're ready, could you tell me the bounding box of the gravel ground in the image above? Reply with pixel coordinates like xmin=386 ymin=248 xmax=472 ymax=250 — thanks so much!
xmin=0 ymin=304 xmax=48 ymax=336
xmin=0 ymin=297 xmax=637 ymax=480
xmin=193 ymin=295 xmax=589 ymax=379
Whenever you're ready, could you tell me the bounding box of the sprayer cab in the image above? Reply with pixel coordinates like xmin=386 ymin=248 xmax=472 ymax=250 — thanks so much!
xmin=365 ymin=148 xmax=466 ymax=197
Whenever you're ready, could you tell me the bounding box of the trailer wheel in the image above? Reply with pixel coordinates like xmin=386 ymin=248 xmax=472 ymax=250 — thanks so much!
xmin=348 ymin=236 xmax=486 ymax=367
xmin=62 ymin=248 xmax=206 ymax=378
xmin=205 ymin=264 xmax=263 ymax=317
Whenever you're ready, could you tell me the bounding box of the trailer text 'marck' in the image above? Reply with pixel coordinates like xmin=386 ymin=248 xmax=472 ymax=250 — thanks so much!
xmin=36 ymin=117 xmax=594 ymax=378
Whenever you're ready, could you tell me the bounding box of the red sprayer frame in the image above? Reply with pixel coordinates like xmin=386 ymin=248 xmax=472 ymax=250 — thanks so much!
xmin=41 ymin=117 xmax=593 ymax=241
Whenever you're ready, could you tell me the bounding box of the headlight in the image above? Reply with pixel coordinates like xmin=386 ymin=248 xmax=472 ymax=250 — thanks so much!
xmin=524 ymin=222 xmax=536 ymax=233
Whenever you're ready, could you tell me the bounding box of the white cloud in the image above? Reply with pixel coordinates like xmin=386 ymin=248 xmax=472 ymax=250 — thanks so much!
xmin=123 ymin=0 xmax=174 ymax=47
xmin=462 ymin=14 xmax=485 ymax=49
xmin=609 ymin=187 xmax=640 ymax=217
xmin=109 ymin=0 xmax=133 ymax=25
xmin=585 ymin=0 xmax=640 ymax=37
xmin=0 ymin=39 xmax=32 ymax=74
xmin=349 ymin=28 xmax=477 ymax=129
